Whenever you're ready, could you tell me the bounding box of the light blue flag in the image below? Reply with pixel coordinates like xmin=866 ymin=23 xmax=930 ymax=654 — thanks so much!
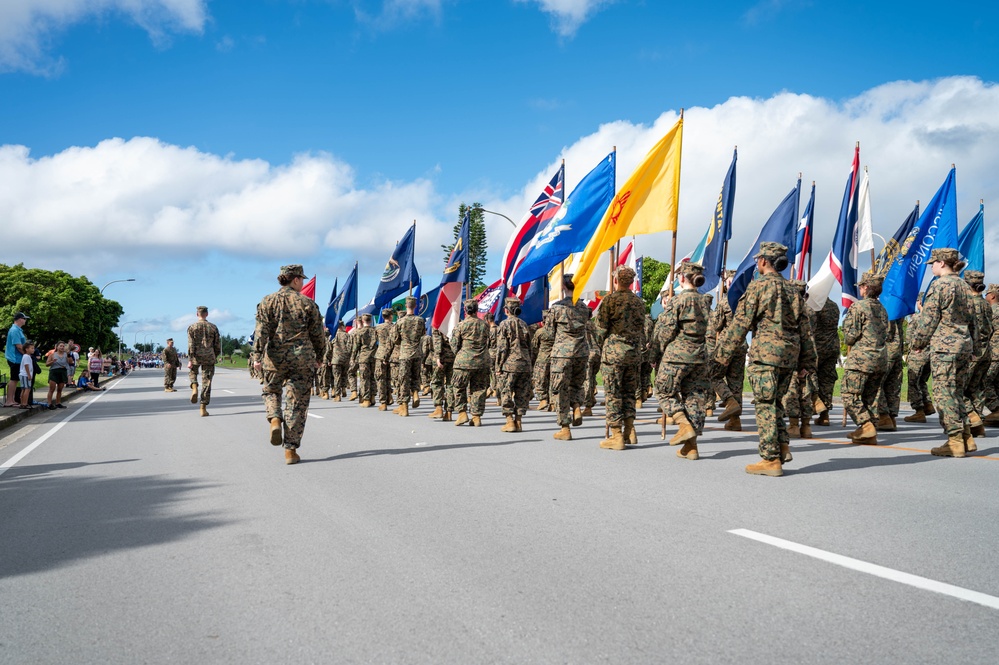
xmin=511 ymin=152 xmax=616 ymax=287
xmin=651 ymin=225 xmax=708 ymax=319
xmin=882 ymin=168 xmax=958 ymax=321
xmin=958 ymin=202 xmax=985 ymax=273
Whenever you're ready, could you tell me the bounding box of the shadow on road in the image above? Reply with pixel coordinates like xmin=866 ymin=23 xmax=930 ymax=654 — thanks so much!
xmin=0 ymin=461 xmax=231 ymax=579
xmin=70 ymin=395 xmax=263 ymax=421
xmin=312 ymin=439 xmax=536 ymax=463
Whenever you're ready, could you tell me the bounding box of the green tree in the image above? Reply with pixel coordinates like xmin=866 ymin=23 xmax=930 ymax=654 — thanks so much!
xmin=219 ymin=334 xmax=246 ymax=357
xmin=0 ymin=263 xmax=124 ymax=352
xmin=640 ymin=257 xmax=671 ymax=312
xmin=441 ymin=203 xmax=488 ymax=292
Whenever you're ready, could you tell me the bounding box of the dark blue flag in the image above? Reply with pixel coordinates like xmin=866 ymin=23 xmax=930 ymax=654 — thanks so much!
xmin=328 ymin=264 xmax=358 ymax=329
xmin=700 ymin=148 xmax=737 ymax=294
xmin=727 ymin=180 xmax=801 ymax=311
xmin=875 ymin=203 xmax=920 ymax=277
xmin=520 ymin=276 xmax=547 ymax=326
xmin=372 ymin=223 xmax=420 ymax=306
xmin=323 ymin=278 xmax=338 ymax=332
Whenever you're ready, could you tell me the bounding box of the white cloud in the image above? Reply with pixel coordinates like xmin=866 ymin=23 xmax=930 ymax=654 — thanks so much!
xmin=514 ymin=0 xmax=614 ymax=38
xmin=2 ymin=76 xmax=998 ymax=298
xmin=0 ymin=0 xmax=208 ymax=74
xmin=353 ymin=0 xmax=443 ymax=30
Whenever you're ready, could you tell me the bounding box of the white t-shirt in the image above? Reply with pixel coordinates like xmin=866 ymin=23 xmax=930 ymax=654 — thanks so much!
xmin=19 ymin=355 xmax=33 ymax=380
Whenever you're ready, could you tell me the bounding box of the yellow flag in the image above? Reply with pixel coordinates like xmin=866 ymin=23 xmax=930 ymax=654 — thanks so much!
xmin=573 ymin=116 xmax=683 ymax=302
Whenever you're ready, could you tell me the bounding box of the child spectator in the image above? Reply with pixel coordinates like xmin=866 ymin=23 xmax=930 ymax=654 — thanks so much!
xmin=18 ymin=341 xmax=35 ymax=409
xmin=88 ymin=349 xmax=104 ymax=388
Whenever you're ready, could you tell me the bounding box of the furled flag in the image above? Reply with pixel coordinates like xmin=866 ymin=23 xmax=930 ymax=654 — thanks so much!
xmin=323 ymin=278 xmax=338 ymax=333
xmin=875 ymin=203 xmax=920 ymax=277
xmin=432 ymin=210 xmax=470 ymax=336
xmin=477 ymin=279 xmax=506 ymax=318
xmin=635 ymin=255 xmax=644 ymax=296
xmin=881 ymin=167 xmax=958 ymax=321
xmin=856 ymin=167 xmax=875 ymax=255
xmin=793 ymin=182 xmax=815 ymax=280
xmin=958 ymin=201 xmax=985 ymax=273
xmin=328 ymin=267 xmax=358 ymax=329
xmin=574 ymin=117 xmax=683 ymax=302
xmin=499 ymin=165 xmax=564 ymax=298
xmin=728 ymin=180 xmax=800 ymax=312
xmin=372 ymin=223 xmax=420 ymax=307
xmin=806 ymin=145 xmax=862 ymax=311
xmin=700 ymin=148 xmax=737 ymax=293
xmin=512 ymin=152 xmax=616 ymax=287
xmin=302 ymin=275 xmax=316 ymax=300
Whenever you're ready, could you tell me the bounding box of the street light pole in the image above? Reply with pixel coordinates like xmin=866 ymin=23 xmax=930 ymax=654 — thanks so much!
xmin=118 ymin=321 xmax=136 ymax=359
xmin=474 ymin=207 xmax=517 ymax=228
xmin=98 ymin=278 xmax=135 ymax=351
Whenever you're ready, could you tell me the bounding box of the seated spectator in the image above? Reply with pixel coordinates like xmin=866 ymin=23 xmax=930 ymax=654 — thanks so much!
xmin=76 ymin=374 xmax=104 ymax=392
xmin=45 ymin=341 xmax=71 ymax=409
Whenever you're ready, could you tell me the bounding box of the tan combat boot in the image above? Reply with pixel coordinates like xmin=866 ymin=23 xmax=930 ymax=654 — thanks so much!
xmin=670 ymin=413 xmax=696 ymax=446
xmin=333 ymin=395 xmax=341 ymax=402
xmin=553 ymin=426 xmax=572 ymax=441
xmin=190 ymin=383 xmax=198 ymax=404
xmin=814 ymin=411 xmax=831 ymax=426
xmin=284 ymin=448 xmax=301 ymax=465
xmin=788 ymin=417 xmax=800 ymax=438
xmin=360 ymin=400 xmax=371 ymax=408
xmin=428 ymin=406 xmax=443 ymax=419
xmin=705 ymin=408 xmax=714 ymax=418
xmin=441 ymin=411 xmax=452 ymax=422
xmin=677 ymin=439 xmax=699 ymax=460
xmin=392 ymin=404 xmax=402 ymax=414
xmin=812 ymin=394 xmax=827 ymax=415
xmin=500 ymin=415 xmax=517 ymax=432
xmin=412 ymin=392 xmax=421 ymax=409
xmin=269 ymin=418 xmax=283 ymax=446
xmin=599 ymin=425 xmax=626 ymax=450
xmin=877 ymin=413 xmax=896 ymax=431
xmin=625 ymin=417 xmax=638 ymax=446
xmin=635 ymin=398 xmax=644 ymax=410
xmin=717 ymin=397 xmax=742 ymax=422
xmin=572 ymin=406 xmax=583 ymax=426
xmin=799 ymin=421 xmax=812 ymax=438
xmin=471 ymin=415 xmax=482 ymax=427
xmin=454 ymin=411 xmax=469 ymax=426
xmin=655 ymin=415 xmax=675 ymax=426
xmin=963 ymin=423 xmax=978 ymax=453
xmin=200 ymin=404 xmax=209 ymax=417
xmin=496 ymin=395 xmax=502 ymax=407
xmin=780 ymin=443 xmax=793 ymax=464
xmin=983 ymin=409 xmax=999 ymax=425
xmin=969 ymin=412 xmax=986 ymax=437
xmin=514 ymin=416 xmax=523 ymax=432
xmin=745 ymin=458 xmax=783 ymax=476
xmin=320 ymin=390 xmax=329 ymax=400
xmin=724 ymin=416 xmax=743 ymax=432
xmin=349 ymin=391 xmax=358 ymax=401
xmin=537 ymin=399 xmax=549 ymax=411
xmin=903 ymin=409 xmax=926 ymax=423
xmin=582 ymin=406 xmax=593 ymax=417
xmin=378 ymin=403 xmax=387 ymax=411
xmin=931 ymin=432 xmax=966 ymax=458
xmin=398 ymin=402 xmax=409 ymax=417
xmin=850 ymin=421 xmax=878 ymax=444
xmin=924 ymin=401 xmax=936 ymax=416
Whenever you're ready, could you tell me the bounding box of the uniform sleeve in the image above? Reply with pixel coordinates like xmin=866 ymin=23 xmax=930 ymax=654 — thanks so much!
xmin=213 ymin=327 xmax=222 ymax=356
xmin=910 ymin=286 xmax=943 ymax=351
xmin=714 ymin=289 xmax=755 ymax=365
xmin=841 ymin=306 xmax=861 ymax=347
xmin=309 ymin=306 xmax=326 ymax=360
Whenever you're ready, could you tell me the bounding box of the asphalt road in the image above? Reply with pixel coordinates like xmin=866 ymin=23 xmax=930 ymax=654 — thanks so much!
xmin=1 ymin=368 xmax=997 ymax=664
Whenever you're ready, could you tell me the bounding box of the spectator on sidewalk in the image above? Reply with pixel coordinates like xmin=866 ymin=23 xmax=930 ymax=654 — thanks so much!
xmin=18 ymin=341 xmax=35 ymax=409
xmin=5 ymin=312 xmax=29 ymax=408
xmin=76 ymin=373 xmax=104 ymax=392
xmin=88 ymin=349 xmax=104 ymax=388
xmin=66 ymin=339 xmax=80 ymax=381
xmin=45 ymin=341 xmax=71 ymax=409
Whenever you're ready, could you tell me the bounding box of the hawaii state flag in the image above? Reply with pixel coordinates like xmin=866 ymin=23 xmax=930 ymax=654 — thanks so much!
xmin=432 ymin=210 xmax=470 ymax=336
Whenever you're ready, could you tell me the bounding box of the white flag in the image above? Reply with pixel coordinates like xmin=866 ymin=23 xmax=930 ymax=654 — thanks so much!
xmin=856 ymin=169 xmax=875 ymax=253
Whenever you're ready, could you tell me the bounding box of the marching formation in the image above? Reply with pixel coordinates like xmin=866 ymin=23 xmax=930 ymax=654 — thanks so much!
xmin=230 ymin=243 xmax=993 ymax=473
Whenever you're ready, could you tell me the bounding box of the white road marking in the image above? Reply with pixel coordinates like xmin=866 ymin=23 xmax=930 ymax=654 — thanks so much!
xmin=1 ymin=382 xmax=119 ymax=479
xmin=222 ymin=390 xmax=235 ymax=394
xmin=729 ymin=528 xmax=999 ymax=611
xmin=307 ymin=413 xmax=324 ymax=419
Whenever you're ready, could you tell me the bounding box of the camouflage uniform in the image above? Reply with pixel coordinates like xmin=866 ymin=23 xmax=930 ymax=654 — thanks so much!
xmin=962 ymin=273 xmax=993 ymax=421
xmin=549 ymin=295 xmax=591 ymax=427
xmin=487 ymin=322 xmax=499 ymax=397
xmin=638 ymin=314 xmax=655 ymax=401
xmin=496 ymin=302 xmax=534 ymax=417
xmin=421 ymin=334 xmax=435 ymax=393
xmin=841 ymin=278 xmax=889 ymax=429
xmin=347 ymin=325 xmax=360 ymax=396
xmin=710 ymin=293 xmax=747 ymax=411
xmin=715 ymin=246 xmax=816 ymax=462
xmin=355 ymin=322 xmax=378 ymax=404
xmin=584 ymin=318 xmax=601 ymax=409
xmin=188 ymin=313 xmax=221 ymax=406
xmin=393 ymin=301 xmax=426 ymax=407
xmin=910 ymin=262 xmax=976 ymax=438
xmin=812 ymin=297 xmax=842 ymax=418
xmin=431 ymin=328 xmax=455 ymax=413
xmin=253 ymin=268 xmax=326 ymax=450
xmin=877 ymin=319 xmax=905 ymax=419
xmin=317 ymin=335 xmax=334 ymax=396
xmin=906 ymin=307 xmax=932 ymax=412
xmin=451 ymin=312 xmax=491 ymax=417
xmin=651 ymin=287 xmax=710 ymax=434
xmin=374 ymin=315 xmax=395 ymax=407
xmin=532 ymin=312 xmax=554 ymax=404
xmin=330 ymin=327 xmax=353 ymax=398
xmin=983 ymin=285 xmax=999 ymax=415
xmin=162 ymin=344 xmax=180 ymax=389
xmin=596 ymin=283 xmax=647 ymax=428
xmin=783 ymin=281 xmax=819 ymax=422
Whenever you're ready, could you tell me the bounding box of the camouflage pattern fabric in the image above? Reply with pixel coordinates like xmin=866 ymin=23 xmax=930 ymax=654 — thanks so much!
xmin=638 ymin=314 xmax=656 ymax=399
xmin=841 ymin=295 xmax=889 ymax=427
xmin=984 ymin=302 xmax=999 ymax=412
xmin=747 ymin=364 xmax=794 ymax=460
xmin=162 ymin=345 xmax=179 ymax=389
xmin=188 ymin=319 xmax=222 ymax=405
xmin=651 ymin=289 xmax=710 ymax=433
xmin=355 ymin=326 xmax=378 ymax=403
xmin=878 ymin=319 xmax=905 ymax=418
xmin=710 ymin=292 xmax=747 ymax=406
xmin=584 ymin=319 xmax=601 ymax=408
xmin=549 ymin=296 xmax=591 ymax=425
xmin=964 ymin=291 xmax=994 ymax=418
xmin=910 ymin=273 xmax=976 ymax=436
xmin=497 ymin=313 xmax=533 ymax=416
xmin=812 ymin=297 xmax=842 ymax=414
xmin=452 ymin=368 xmax=489 ymax=416
xmin=347 ymin=326 xmax=360 ymax=393
xmin=656 ymin=362 xmax=710 ymax=434
xmin=532 ymin=313 xmax=554 ymax=401
xmin=499 ymin=371 xmax=532 ymax=417
xmin=431 ymin=329 xmax=455 ymax=411
xmin=393 ymin=314 xmax=426 ymax=406
xmin=253 ymin=284 xmax=326 ymax=448
xmin=596 ymin=288 xmax=647 ymax=426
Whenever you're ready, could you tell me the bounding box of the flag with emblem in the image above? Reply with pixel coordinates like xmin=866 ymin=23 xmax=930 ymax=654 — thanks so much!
xmin=372 ymin=223 xmax=419 ymax=307
xmin=432 ymin=210 xmax=470 ymax=336
xmin=499 ymin=165 xmax=564 ymax=299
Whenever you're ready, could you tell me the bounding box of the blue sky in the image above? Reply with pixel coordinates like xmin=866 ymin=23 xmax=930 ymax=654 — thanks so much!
xmin=2 ymin=0 xmax=998 ymax=349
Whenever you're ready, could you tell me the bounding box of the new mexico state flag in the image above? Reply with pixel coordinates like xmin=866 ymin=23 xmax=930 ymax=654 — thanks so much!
xmin=573 ymin=116 xmax=683 ymax=302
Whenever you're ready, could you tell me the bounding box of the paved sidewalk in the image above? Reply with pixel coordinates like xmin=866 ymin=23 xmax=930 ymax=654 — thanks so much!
xmin=0 ymin=382 xmax=111 ymax=433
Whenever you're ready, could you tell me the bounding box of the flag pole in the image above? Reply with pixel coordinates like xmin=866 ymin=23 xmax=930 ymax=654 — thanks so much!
xmin=865 ymin=167 xmax=875 ymax=271
xmin=790 ymin=171 xmax=802 ymax=279
xmin=668 ymin=110 xmax=684 ymax=299
xmin=808 ymin=181 xmax=815 ymax=279
xmin=608 ymin=146 xmax=618 ymax=293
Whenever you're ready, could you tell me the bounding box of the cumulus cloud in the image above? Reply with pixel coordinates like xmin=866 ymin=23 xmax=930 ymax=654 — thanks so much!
xmin=2 ymin=76 xmax=998 ymax=293
xmin=514 ymin=0 xmax=615 ymax=38
xmin=0 ymin=0 xmax=208 ymax=74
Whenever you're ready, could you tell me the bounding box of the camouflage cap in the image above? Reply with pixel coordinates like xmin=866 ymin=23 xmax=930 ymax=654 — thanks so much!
xmin=754 ymin=241 xmax=788 ymax=262
xmin=405 ymin=296 xmax=418 ymax=307
xmin=615 ymin=265 xmax=636 ymax=284
xmin=464 ymin=299 xmax=479 ymax=313
xmin=280 ymin=264 xmax=307 ymax=279
xmin=929 ymin=248 xmax=959 ymax=265
xmin=505 ymin=297 xmax=521 ymax=309
xmin=964 ymin=270 xmax=985 ymax=286
xmin=858 ymin=272 xmax=882 ymax=289
xmin=987 ymin=284 xmax=999 ymax=297
xmin=789 ymin=279 xmax=809 ymax=293
xmin=381 ymin=307 xmax=395 ymax=317
xmin=677 ymin=261 xmax=704 ymax=277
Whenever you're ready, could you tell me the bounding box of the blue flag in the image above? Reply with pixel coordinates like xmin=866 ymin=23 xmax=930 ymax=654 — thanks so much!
xmin=418 ymin=285 xmax=441 ymax=333
xmin=520 ymin=277 xmax=547 ymax=326
xmin=700 ymin=148 xmax=737 ymax=294
xmin=372 ymin=223 xmax=420 ymax=306
xmin=882 ymin=168 xmax=958 ymax=321
xmin=328 ymin=264 xmax=358 ymax=329
xmin=511 ymin=152 xmax=616 ymax=286
xmin=958 ymin=202 xmax=985 ymax=273
xmin=728 ymin=180 xmax=801 ymax=312
xmin=323 ymin=278 xmax=338 ymax=332
xmin=875 ymin=203 xmax=920 ymax=277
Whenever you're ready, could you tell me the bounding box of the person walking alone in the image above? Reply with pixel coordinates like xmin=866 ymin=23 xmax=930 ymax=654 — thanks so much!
xmin=188 ymin=306 xmax=221 ymax=416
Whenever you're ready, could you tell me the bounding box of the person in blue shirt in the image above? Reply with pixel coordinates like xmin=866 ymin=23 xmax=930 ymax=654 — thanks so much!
xmin=4 ymin=312 xmax=29 ymax=407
